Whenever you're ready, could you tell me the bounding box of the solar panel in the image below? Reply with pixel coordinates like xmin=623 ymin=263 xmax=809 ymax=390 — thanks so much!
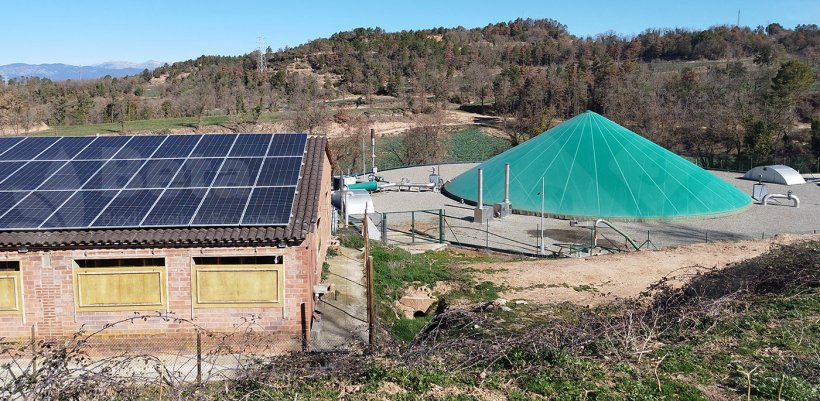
xmin=0 ymin=137 xmax=60 ymax=160
xmin=83 ymin=159 xmax=145 ymax=189
xmin=141 ymin=188 xmax=207 ymax=226
xmin=41 ymin=190 xmax=118 ymax=229
xmin=36 ymin=137 xmax=96 ymax=160
xmin=92 ymin=189 xmax=162 ymax=227
xmin=191 ymin=187 xmax=251 ymax=225
xmin=169 ymin=158 xmax=223 ymax=187
xmin=0 ymin=162 xmax=25 ymax=181
xmin=190 ymin=134 xmax=237 ymax=157
xmin=0 ymin=138 xmax=24 ymax=156
xmin=229 ymin=134 xmax=271 ymax=157
xmin=267 ymin=133 xmax=307 ymax=156
xmin=242 ymin=187 xmax=295 ymax=225
xmin=152 ymin=135 xmax=201 ymax=158
xmin=0 ymin=161 xmax=67 ymax=190
xmin=0 ymin=191 xmax=74 ymax=229
xmin=113 ymin=135 xmax=166 ymax=159
xmin=126 ymin=159 xmax=184 ymax=189
xmin=0 ymin=133 xmax=307 ymax=230
xmin=75 ymin=136 xmax=131 ymax=160
xmin=40 ymin=161 xmax=104 ymax=190
xmin=256 ymin=157 xmax=302 ymax=186
xmin=211 ymin=158 xmax=263 ymax=187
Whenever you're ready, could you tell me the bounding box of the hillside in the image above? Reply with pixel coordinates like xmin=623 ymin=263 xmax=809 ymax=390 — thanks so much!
xmin=1 ymin=19 xmax=819 ymax=171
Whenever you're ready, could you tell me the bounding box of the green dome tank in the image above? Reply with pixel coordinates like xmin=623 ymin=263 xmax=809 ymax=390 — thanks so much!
xmin=442 ymin=111 xmax=751 ymax=221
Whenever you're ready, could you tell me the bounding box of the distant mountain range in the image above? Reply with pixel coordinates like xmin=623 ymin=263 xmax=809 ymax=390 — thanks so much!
xmin=0 ymin=60 xmax=164 ymax=81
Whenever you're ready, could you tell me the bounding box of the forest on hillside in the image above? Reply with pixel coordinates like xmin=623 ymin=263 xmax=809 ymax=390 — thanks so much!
xmin=0 ymin=19 xmax=819 ymax=167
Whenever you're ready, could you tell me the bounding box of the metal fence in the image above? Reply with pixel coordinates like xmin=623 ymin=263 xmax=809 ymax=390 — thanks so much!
xmin=352 ymin=206 xmax=820 ymax=258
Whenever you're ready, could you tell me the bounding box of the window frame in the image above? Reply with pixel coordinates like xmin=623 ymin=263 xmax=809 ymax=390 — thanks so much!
xmin=0 ymin=261 xmax=23 ymax=315
xmin=191 ymin=258 xmax=284 ymax=309
xmin=73 ymin=258 xmax=167 ymax=312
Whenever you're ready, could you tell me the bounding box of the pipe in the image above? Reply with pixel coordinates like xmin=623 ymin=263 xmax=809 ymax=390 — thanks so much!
xmin=504 ymin=163 xmax=510 ymax=203
xmin=477 ymin=168 xmax=484 ymax=208
xmin=370 ymin=128 xmax=376 ymax=173
xmin=593 ymin=219 xmax=640 ymax=251
xmin=762 ymin=193 xmax=800 ymax=208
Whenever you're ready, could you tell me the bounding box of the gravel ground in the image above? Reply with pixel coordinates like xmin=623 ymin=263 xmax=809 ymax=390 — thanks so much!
xmin=368 ymin=164 xmax=820 ymax=255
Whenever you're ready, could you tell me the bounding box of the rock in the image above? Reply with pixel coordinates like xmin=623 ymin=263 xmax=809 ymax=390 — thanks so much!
xmin=514 ymin=300 xmax=528 ymax=305
xmin=396 ymin=286 xmax=438 ymax=318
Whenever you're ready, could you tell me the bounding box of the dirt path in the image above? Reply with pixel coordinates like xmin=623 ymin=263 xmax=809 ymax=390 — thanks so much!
xmin=314 ymin=247 xmax=368 ymax=349
xmin=467 ymin=234 xmax=820 ymax=306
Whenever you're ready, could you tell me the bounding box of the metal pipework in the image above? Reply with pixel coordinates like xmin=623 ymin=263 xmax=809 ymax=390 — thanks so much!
xmin=370 ymin=128 xmax=376 ymax=173
xmin=477 ymin=168 xmax=484 ymax=207
xmin=503 ymin=163 xmax=510 ymax=203
xmin=762 ymin=193 xmax=800 ymax=208
xmin=592 ymin=219 xmax=640 ymax=252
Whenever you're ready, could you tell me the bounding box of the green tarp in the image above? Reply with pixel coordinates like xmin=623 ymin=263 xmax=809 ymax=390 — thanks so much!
xmin=443 ymin=111 xmax=751 ymax=221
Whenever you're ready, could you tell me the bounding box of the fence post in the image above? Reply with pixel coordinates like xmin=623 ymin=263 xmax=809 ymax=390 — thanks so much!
xmin=366 ymin=256 xmax=375 ymax=348
xmin=300 ymin=303 xmax=308 ymax=352
xmin=381 ymin=213 xmax=387 ymax=243
xmin=30 ymin=325 xmax=36 ymax=377
xmin=705 ymin=231 xmax=708 ymax=243
xmin=196 ymin=330 xmax=202 ymax=385
xmin=438 ymin=209 xmax=444 ymax=244
xmin=411 ymin=211 xmax=415 ymax=244
xmin=485 ymin=220 xmax=490 ymax=250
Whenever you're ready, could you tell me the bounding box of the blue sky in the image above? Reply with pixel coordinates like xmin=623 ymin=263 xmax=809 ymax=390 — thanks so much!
xmin=1 ymin=0 xmax=818 ymax=65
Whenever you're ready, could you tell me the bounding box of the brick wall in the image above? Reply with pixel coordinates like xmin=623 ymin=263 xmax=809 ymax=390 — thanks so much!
xmin=0 ymin=243 xmax=316 ymax=350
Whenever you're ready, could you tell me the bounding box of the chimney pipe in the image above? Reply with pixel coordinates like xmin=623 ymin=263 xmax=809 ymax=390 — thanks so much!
xmin=503 ymin=163 xmax=510 ymax=203
xmin=477 ymin=168 xmax=484 ymax=208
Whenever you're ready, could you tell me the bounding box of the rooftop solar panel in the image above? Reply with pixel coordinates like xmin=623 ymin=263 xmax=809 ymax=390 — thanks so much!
xmin=113 ymin=135 xmax=166 ymax=159
xmin=256 ymin=157 xmax=302 ymax=186
xmin=0 ymin=161 xmax=67 ymax=191
xmin=190 ymin=134 xmax=237 ymax=157
xmin=0 ymin=162 xmax=25 ymax=182
xmin=0 ymin=133 xmax=307 ymax=230
xmin=35 ymin=136 xmax=96 ymax=160
xmin=242 ymin=186 xmax=295 ymax=225
xmin=169 ymin=158 xmax=223 ymax=187
xmin=229 ymin=134 xmax=271 ymax=157
xmin=126 ymin=159 xmax=184 ymax=189
xmin=83 ymin=159 xmax=145 ymax=189
xmin=141 ymin=188 xmax=207 ymax=227
xmin=0 ymin=137 xmax=24 ymax=156
xmin=267 ymin=134 xmax=307 ymax=156
xmin=40 ymin=161 xmax=104 ymax=190
xmin=191 ymin=187 xmax=251 ymax=225
xmin=41 ymin=190 xmax=118 ymax=229
xmin=92 ymin=189 xmax=162 ymax=227
xmin=0 ymin=137 xmax=60 ymax=161
xmin=0 ymin=191 xmax=74 ymax=229
xmin=75 ymin=136 xmax=131 ymax=160
xmin=152 ymin=134 xmax=202 ymax=158
xmin=211 ymin=158 xmax=263 ymax=187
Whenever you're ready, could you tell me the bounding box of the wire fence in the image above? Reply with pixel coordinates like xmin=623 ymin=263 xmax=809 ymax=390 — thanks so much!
xmin=0 ymin=305 xmax=369 ymax=397
xmin=351 ymin=207 xmax=820 ymax=258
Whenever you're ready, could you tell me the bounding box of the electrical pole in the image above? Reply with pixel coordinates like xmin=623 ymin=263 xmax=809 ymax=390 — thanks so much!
xmin=256 ymin=35 xmax=266 ymax=73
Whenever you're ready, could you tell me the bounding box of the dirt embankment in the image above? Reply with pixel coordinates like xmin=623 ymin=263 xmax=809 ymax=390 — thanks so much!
xmin=467 ymin=234 xmax=820 ymax=306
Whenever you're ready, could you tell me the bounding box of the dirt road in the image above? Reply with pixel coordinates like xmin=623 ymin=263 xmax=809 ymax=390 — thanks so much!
xmin=467 ymin=234 xmax=820 ymax=306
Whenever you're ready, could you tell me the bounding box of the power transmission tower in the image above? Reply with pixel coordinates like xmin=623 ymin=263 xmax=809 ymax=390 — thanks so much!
xmin=257 ymin=35 xmax=267 ymax=73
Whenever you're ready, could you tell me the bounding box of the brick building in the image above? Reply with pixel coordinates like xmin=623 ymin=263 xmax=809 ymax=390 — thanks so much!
xmin=0 ymin=133 xmax=331 ymax=351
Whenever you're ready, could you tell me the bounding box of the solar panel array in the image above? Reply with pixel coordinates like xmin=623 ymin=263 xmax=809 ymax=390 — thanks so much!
xmin=0 ymin=133 xmax=307 ymax=230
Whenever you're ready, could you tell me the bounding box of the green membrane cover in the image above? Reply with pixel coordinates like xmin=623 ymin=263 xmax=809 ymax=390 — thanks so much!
xmin=443 ymin=111 xmax=750 ymax=221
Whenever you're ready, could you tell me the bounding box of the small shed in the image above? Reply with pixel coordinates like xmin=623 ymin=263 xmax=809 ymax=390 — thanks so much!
xmin=742 ymin=165 xmax=806 ymax=185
